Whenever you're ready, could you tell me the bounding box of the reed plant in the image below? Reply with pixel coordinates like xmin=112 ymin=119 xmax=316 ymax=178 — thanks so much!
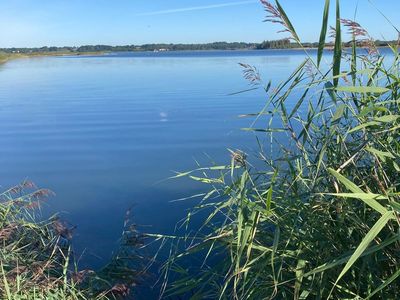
xmin=159 ymin=0 xmax=400 ymax=298
xmin=0 ymin=181 xmax=145 ymax=299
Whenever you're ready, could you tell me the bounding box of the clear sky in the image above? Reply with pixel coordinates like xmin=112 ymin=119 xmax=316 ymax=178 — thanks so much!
xmin=0 ymin=0 xmax=399 ymax=47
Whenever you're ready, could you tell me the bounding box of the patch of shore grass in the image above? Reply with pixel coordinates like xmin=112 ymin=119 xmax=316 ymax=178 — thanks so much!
xmin=0 ymin=181 xmax=145 ymax=299
xmin=0 ymin=51 xmax=108 ymax=65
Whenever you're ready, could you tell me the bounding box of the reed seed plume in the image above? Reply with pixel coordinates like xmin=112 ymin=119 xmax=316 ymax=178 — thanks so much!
xmin=71 ymin=270 xmax=94 ymax=285
xmin=305 ymin=59 xmax=316 ymax=77
xmin=4 ymin=180 xmax=37 ymax=197
xmin=239 ymin=63 xmax=261 ymax=85
xmin=329 ymin=25 xmax=337 ymax=41
xmin=229 ymin=149 xmax=247 ymax=167
xmin=260 ymin=0 xmax=299 ymax=41
xmin=341 ymin=18 xmax=378 ymax=55
xmin=31 ymin=188 xmax=54 ymax=199
xmin=52 ymin=218 xmax=76 ymax=240
xmin=341 ymin=19 xmax=368 ymax=38
xmin=0 ymin=223 xmax=17 ymax=242
xmin=109 ymin=283 xmax=130 ymax=297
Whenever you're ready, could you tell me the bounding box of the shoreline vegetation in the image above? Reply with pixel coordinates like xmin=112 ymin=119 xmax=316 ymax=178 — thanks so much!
xmin=154 ymin=1 xmax=400 ymax=299
xmin=0 ymin=181 xmax=146 ymax=299
xmin=1 ymin=39 xmax=398 ymax=65
xmin=0 ymin=51 xmax=109 ymax=65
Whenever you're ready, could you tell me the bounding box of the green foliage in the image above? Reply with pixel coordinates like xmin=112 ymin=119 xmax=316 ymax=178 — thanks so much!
xmin=0 ymin=42 xmax=258 ymax=54
xmin=256 ymin=39 xmax=292 ymax=49
xmin=160 ymin=1 xmax=400 ymax=299
xmin=317 ymin=0 xmax=330 ymax=67
xmin=1 ymin=40 xmax=398 ymax=56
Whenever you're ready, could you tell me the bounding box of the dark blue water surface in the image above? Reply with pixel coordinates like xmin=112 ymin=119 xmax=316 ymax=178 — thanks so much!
xmin=0 ymin=48 xmax=363 ymax=269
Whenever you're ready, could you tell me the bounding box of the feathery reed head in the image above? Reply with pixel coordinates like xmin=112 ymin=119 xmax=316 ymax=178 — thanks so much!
xmin=341 ymin=19 xmax=368 ymax=38
xmin=341 ymin=18 xmax=378 ymax=56
xmin=260 ymin=0 xmax=299 ymax=41
xmin=239 ymin=63 xmax=261 ymax=85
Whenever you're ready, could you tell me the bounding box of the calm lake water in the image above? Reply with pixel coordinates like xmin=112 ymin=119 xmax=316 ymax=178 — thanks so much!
xmin=0 ymin=48 xmax=390 ymax=272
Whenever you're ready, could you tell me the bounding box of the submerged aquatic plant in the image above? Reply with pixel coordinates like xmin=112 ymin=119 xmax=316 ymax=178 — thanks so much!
xmin=158 ymin=0 xmax=400 ymax=299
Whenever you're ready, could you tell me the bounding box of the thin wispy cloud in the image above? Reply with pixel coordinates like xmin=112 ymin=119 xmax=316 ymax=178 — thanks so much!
xmin=136 ymin=0 xmax=257 ymax=16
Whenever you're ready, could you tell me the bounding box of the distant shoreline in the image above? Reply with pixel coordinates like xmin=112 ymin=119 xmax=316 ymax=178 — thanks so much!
xmin=0 ymin=46 xmax=396 ymax=65
xmin=1 ymin=39 xmax=397 ymax=61
xmin=0 ymin=51 xmax=109 ymax=64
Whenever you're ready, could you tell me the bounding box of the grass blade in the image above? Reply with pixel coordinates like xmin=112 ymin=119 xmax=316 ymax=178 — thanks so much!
xmin=366 ymin=268 xmax=400 ymax=299
xmin=333 ymin=211 xmax=395 ymax=289
xmin=336 ymin=86 xmax=390 ymax=94
xmin=275 ymin=0 xmax=300 ymax=42
xmin=328 ymin=168 xmax=388 ymax=215
xmin=333 ymin=0 xmax=342 ymax=87
xmin=317 ymin=0 xmax=330 ymax=67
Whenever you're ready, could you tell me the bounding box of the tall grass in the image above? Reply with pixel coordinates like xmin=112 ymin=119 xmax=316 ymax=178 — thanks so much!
xmin=0 ymin=181 xmax=145 ymax=299
xmin=159 ymin=0 xmax=400 ymax=298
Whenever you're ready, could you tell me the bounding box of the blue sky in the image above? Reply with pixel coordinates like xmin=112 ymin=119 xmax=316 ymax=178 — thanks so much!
xmin=0 ymin=0 xmax=399 ymax=47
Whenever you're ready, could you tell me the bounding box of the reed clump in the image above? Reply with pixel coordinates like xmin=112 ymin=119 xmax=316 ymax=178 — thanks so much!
xmin=160 ymin=0 xmax=400 ymax=298
xmin=0 ymin=181 xmax=145 ymax=299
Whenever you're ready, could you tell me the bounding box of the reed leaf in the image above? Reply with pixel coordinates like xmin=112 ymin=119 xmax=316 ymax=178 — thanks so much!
xmin=328 ymin=168 xmax=388 ymax=215
xmin=333 ymin=0 xmax=342 ymax=87
xmin=275 ymin=0 xmax=300 ymax=42
xmin=317 ymin=0 xmax=330 ymax=67
xmin=336 ymin=86 xmax=390 ymax=94
xmin=366 ymin=268 xmax=400 ymax=299
xmin=333 ymin=211 xmax=395 ymax=288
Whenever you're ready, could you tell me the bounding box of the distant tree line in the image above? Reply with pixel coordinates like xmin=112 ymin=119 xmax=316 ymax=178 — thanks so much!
xmin=141 ymin=42 xmax=259 ymax=51
xmin=1 ymin=40 xmax=398 ymax=54
xmin=257 ymin=39 xmax=399 ymax=49
xmin=0 ymin=42 xmax=257 ymax=54
xmin=256 ymin=39 xmax=293 ymax=49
